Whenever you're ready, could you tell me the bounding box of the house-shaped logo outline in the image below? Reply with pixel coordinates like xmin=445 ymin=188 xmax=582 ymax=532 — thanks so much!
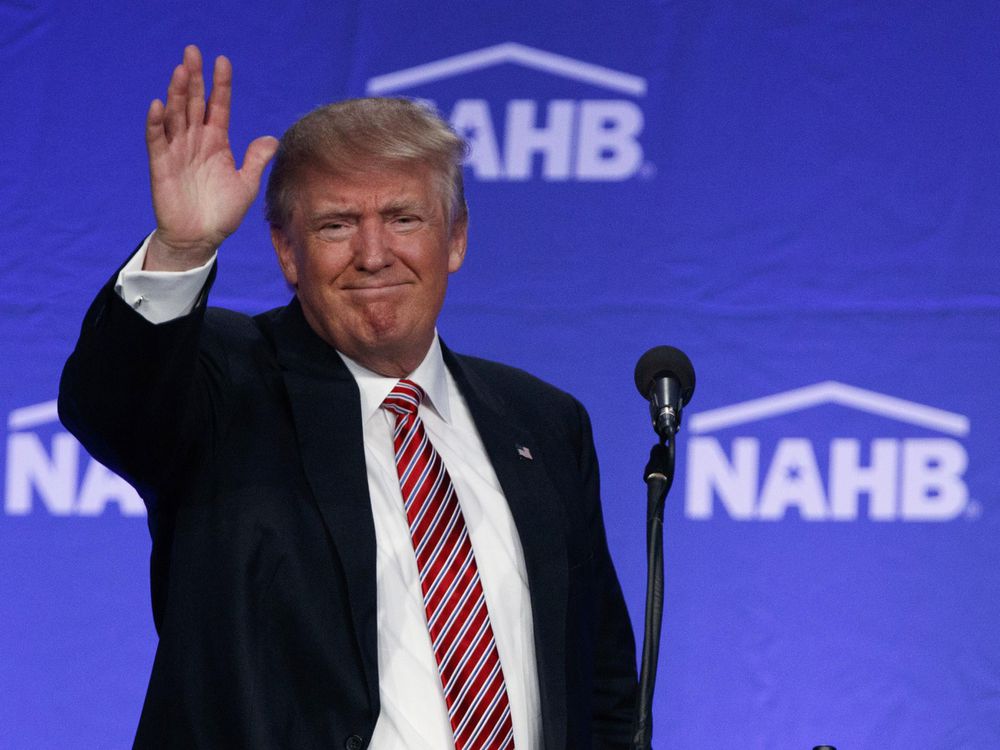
xmin=688 ymin=381 xmax=969 ymax=438
xmin=366 ymin=42 xmax=647 ymax=97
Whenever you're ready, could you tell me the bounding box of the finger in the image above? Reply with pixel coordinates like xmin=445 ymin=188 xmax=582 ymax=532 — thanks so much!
xmin=239 ymin=136 xmax=280 ymax=193
xmin=184 ymin=45 xmax=206 ymax=126
xmin=163 ymin=63 xmax=190 ymax=142
xmin=206 ymin=55 xmax=232 ymax=132
xmin=145 ymin=99 xmax=169 ymax=160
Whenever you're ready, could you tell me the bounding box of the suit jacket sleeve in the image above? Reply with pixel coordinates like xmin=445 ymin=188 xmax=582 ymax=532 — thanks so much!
xmin=574 ymin=398 xmax=640 ymax=747
xmin=60 ymin=260 xmax=386 ymax=749
xmin=59 ymin=260 xmax=220 ymax=493
xmin=58 ymin=261 xmax=227 ymax=631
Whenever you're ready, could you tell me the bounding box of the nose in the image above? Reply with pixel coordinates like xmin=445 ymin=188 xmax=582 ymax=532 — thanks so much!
xmin=353 ymin=219 xmax=394 ymax=272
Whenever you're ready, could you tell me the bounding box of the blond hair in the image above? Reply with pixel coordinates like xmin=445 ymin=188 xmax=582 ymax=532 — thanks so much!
xmin=265 ymin=98 xmax=468 ymax=228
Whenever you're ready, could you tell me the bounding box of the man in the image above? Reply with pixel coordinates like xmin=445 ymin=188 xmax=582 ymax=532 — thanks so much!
xmin=59 ymin=45 xmax=637 ymax=749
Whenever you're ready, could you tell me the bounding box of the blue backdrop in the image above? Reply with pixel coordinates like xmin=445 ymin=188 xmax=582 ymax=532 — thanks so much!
xmin=2 ymin=2 xmax=998 ymax=748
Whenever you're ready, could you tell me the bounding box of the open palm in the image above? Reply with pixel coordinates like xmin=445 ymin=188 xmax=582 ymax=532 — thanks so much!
xmin=145 ymin=46 xmax=277 ymax=270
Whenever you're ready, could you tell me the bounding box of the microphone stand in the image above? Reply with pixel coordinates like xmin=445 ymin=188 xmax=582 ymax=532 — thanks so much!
xmin=631 ymin=437 xmax=676 ymax=750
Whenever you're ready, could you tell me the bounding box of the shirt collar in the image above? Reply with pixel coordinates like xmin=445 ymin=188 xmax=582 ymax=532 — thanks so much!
xmin=337 ymin=333 xmax=452 ymax=425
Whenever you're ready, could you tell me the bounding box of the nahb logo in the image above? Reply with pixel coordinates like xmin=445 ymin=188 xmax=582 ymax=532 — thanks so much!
xmin=684 ymin=382 xmax=973 ymax=522
xmin=366 ymin=42 xmax=649 ymax=182
xmin=4 ymin=400 xmax=144 ymax=517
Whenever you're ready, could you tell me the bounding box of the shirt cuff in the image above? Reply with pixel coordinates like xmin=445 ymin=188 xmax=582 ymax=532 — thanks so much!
xmin=114 ymin=234 xmax=217 ymax=324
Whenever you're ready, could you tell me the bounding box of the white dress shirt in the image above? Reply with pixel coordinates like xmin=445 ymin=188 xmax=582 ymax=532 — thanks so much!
xmin=116 ymin=238 xmax=542 ymax=748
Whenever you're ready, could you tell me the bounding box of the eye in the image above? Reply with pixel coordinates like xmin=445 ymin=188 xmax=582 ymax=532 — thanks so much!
xmin=391 ymin=215 xmax=423 ymax=232
xmin=316 ymin=221 xmax=353 ymax=240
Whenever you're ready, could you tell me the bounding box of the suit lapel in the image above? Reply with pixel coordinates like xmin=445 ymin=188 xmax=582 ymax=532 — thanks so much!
xmin=443 ymin=345 xmax=569 ymax=750
xmin=265 ymin=299 xmax=380 ymax=717
xmin=259 ymin=307 xmax=569 ymax=744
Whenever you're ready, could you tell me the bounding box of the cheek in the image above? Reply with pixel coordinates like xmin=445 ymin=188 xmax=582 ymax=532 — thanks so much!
xmin=413 ymin=240 xmax=457 ymax=279
xmin=299 ymin=246 xmax=350 ymax=285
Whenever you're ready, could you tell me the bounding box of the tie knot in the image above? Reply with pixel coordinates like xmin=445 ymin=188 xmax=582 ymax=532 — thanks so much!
xmin=382 ymin=379 xmax=424 ymax=417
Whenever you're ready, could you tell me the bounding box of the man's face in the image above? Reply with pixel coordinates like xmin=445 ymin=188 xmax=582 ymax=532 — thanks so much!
xmin=271 ymin=162 xmax=467 ymax=376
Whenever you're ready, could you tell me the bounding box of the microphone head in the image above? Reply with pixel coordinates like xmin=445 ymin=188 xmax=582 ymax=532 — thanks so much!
xmin=634 ymin=346 xmax=696 ymax=405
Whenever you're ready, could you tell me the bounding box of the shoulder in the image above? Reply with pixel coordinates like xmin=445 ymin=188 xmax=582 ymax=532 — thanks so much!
xmin=201 ymin=304 xmax=286 ymax=346
xmin=198 ymin=305 xmax=286 ymax=376
xmin=447 ymin=350 xmax=589 ymax=434
xmin=453 ymin=353 xmax=574 ymax=403
xmin=203 ymin=305 xmax=265 ymax=337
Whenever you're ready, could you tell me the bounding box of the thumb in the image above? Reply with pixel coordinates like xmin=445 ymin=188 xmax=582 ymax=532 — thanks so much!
xmin=239 ymin=135 xmax=280 ymax=191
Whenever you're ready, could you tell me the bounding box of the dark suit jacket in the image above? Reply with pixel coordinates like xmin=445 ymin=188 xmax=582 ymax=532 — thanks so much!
xmin=59 ymin=267 xmax=637 ymax=749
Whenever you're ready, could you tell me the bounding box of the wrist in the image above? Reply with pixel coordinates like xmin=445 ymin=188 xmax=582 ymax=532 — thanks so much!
xmin=143 ymin=231 xmax=219 ymax=271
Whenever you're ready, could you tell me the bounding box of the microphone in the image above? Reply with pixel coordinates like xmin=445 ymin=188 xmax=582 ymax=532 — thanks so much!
xmin=634 ymin=346 xmax=696 ymax=439
xmin=630 ymin=346 xmax=696 ymax=750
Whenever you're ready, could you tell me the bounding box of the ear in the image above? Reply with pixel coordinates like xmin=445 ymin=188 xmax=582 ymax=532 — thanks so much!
xmin=270 ymin=226 xmax=299 ymax=287
xmin=447 ymin=213 xmax=468 ymax=273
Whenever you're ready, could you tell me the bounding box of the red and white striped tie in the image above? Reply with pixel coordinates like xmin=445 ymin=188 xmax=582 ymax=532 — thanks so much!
xmin=382 ymin=379 xmax=515 ymax=750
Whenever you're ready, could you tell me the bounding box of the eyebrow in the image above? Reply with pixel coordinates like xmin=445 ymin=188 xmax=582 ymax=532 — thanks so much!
xmin=378 ymin=198 xmax=428 ymax=216
xmin=305 ymin=199 xmax=430 ymax=224
xmin=306 ymin=209 xmax=358 ymax=224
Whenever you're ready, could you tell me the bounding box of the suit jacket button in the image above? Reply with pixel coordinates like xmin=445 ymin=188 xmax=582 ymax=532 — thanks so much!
xmin=345 ymin=735 xmax=364 ymax=750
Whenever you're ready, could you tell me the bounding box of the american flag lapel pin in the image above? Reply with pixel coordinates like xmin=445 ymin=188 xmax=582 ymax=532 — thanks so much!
xmin=516 ymin=444 xmax=533 ymax=461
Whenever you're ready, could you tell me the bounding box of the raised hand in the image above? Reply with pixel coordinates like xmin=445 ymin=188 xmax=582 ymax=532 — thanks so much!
xmin=144 ymin=45 xmax=278 ymax=271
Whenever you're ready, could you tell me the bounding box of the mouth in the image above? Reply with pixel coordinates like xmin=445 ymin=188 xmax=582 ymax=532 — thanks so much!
xmin=343 ymin=282 xmax=409 ymax=293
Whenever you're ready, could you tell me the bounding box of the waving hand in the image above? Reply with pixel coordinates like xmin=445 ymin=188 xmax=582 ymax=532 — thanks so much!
xmin=144 ymin=46 xmax=278 ymax=271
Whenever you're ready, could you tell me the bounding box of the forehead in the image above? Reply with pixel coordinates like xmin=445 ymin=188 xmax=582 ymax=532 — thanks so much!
xmin=292 ymin=162 xmax=442 ymax=213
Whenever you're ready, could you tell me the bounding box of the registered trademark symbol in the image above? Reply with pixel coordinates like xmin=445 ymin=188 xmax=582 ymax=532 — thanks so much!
xmin=639 ymin=161 xmax=657 ymax=179
xmin=965 ymin=500 xmax=982 ymax=520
